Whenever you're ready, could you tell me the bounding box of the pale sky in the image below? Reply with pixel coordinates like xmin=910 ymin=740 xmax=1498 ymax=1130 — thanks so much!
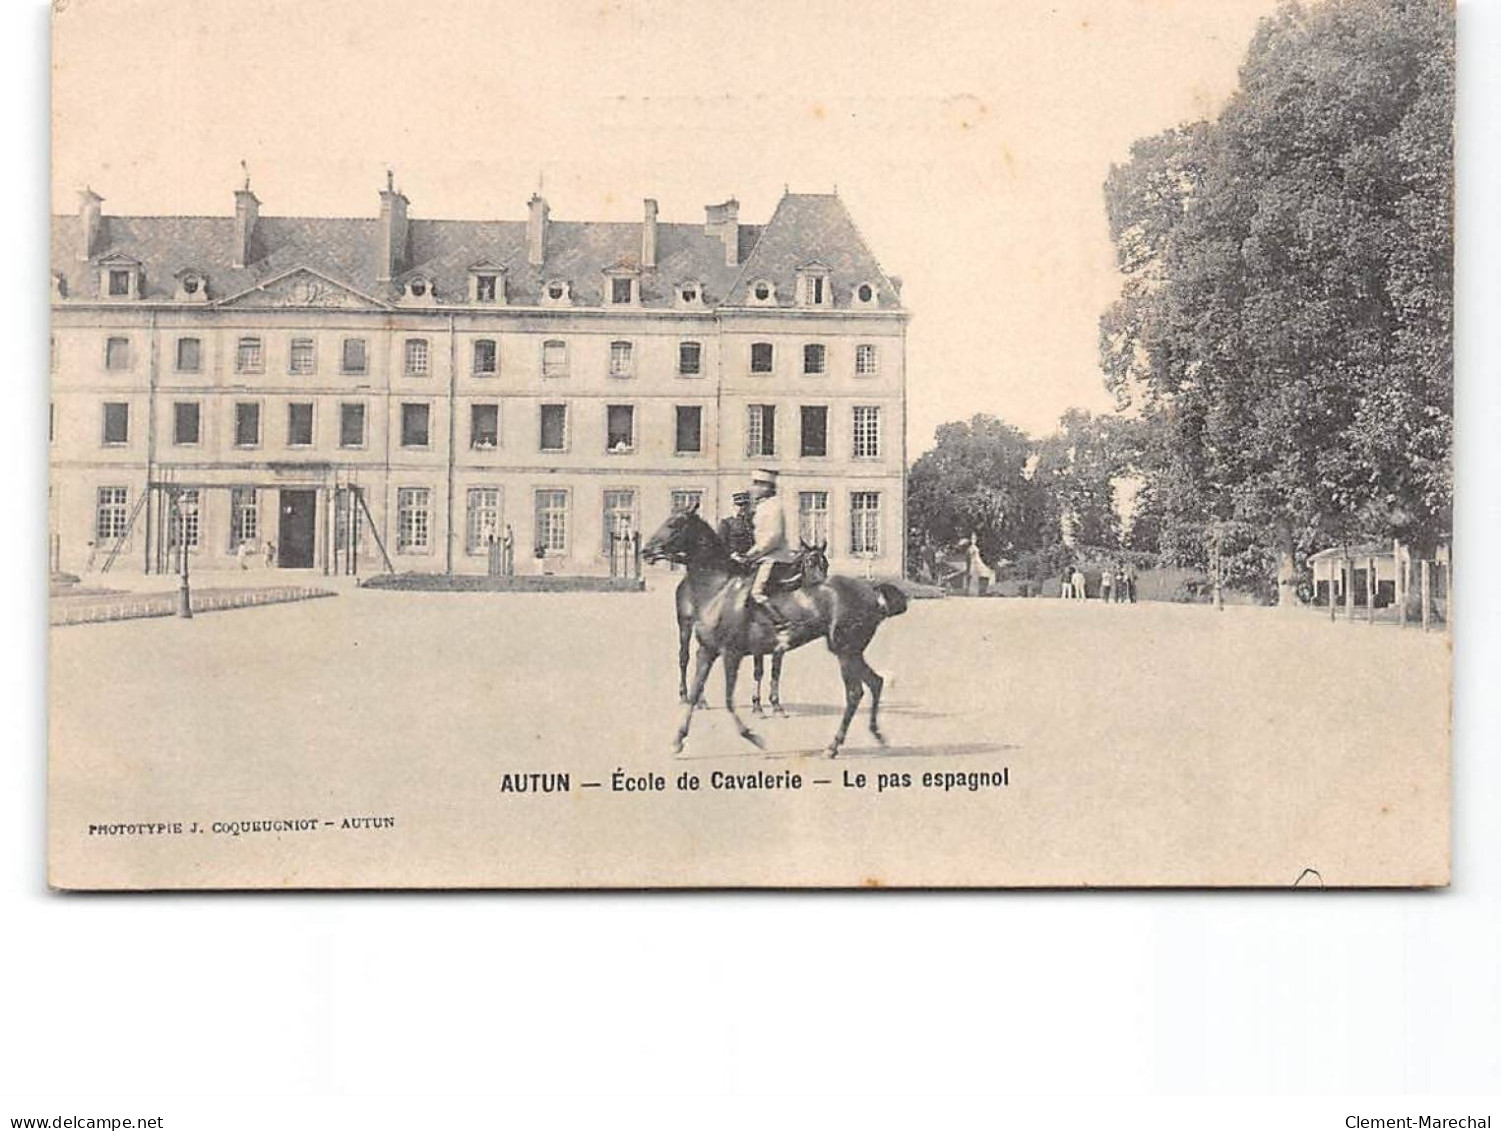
xmin=52 ymin=0 xmax=1282 ymax=451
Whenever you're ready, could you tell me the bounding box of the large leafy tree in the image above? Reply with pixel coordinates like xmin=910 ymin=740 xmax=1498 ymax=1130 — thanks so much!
xmin=906 ymin=414 xmax=1040 ymax=574
xmin=1100 ymin=0 xmax=1453 ymax=603
xmin=1032 ymin=409 xmax=1136 ymax=551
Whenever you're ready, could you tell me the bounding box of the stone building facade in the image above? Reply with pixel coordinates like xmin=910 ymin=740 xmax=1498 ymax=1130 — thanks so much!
xmin=49 ymin=177 xmax=908 ymax=578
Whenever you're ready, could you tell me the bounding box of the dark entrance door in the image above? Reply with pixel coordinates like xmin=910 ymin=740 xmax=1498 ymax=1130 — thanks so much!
xmin=278 ymin=489 xmax=317 ymax=568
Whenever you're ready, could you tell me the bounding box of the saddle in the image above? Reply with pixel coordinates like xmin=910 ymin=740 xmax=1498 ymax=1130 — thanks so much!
xmin=741 ymin=558 xmax=813 ymax=596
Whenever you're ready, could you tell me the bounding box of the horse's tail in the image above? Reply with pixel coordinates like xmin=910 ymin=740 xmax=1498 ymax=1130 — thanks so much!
xmin=874 ymin=582 xmax=909 ymax=619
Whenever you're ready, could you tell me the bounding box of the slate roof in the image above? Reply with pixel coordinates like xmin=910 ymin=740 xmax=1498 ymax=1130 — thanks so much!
xmin=724 ymin=193 xmax=900 ymax=309
xmin=50 ymin=193 xmax=900 ymax=311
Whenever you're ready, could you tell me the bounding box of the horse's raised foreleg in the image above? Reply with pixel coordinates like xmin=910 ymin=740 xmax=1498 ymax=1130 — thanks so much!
xmin=858 ymin=654 xmax=886 ymax=746
xmin=826 ymin=653 xmax=865 ymax=758
xmin=674 ymin=646 xmax=718 ymax=754
xmin=770 ymin=651 xmax=787 ymax=717
xmin=750 ymin=653 xmax=765 ymax=716
xmin=723 ymin=650 xmax=764 ymax=750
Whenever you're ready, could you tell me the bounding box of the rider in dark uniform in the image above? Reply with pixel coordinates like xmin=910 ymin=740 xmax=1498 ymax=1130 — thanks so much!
xmin=718 ymin=491 xmax=755 ymax=557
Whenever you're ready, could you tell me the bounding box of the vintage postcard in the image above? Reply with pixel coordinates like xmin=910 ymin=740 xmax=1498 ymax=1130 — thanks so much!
xmin=47 ymin=0 xmax=1452 ymax=889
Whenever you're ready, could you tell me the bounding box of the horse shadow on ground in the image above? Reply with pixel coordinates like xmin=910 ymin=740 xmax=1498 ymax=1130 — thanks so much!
xmin=699 ymin=700 xmax=955 ymax=722
xmin=676 ymin=740 xmax=1018 ymax=763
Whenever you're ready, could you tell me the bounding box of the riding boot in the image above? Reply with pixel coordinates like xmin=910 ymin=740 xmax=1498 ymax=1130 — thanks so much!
xmin=756 ymin=596 xmax=794 ymax=653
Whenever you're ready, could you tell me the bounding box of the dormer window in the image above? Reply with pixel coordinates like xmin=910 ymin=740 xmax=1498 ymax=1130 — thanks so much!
xmin=796 ymin=264 xmax=833 ymax=308
xmin=853 ymin=281 xmax=879 ymax=307
xmin=468 ymin=263 xmax=506 ymax=304
xmin=99 ymin=255 xmax=141 ymax=300
xmin=749 ymin=280 xmax=776 ymax=305
xmin=604 ymin=264 xmax=640 ymax=306
xmin=542 ymin=280 xmax=572 ymax=306
xmin=402 ymin=275 xmax=436 ymax=305
xmin=174 ymin=270 xmax=209 ymax=303
xmin=677 ymin=282 xmax=703 ymax=307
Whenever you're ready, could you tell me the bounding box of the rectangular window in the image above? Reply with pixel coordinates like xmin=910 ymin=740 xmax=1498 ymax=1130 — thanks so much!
xmin=475 ymin=274 xmax=497 ymax=302
xmin=108 ymin=269 xmax=131 ymax=296
xmin=230 ymin=487 xmax=258 ymax=547
xmin=234 ymin=402 xmax=261 ymax=447
xmin=339 ymin=403 xmax=366 ymax=448
xmin=851 ymin=492 xmax=881 ymax=555
xmin=96 ymin=487 xmax=129 ymax=541
xmin=173 ymin=401 xmax=201 ymax=446
xmin=405 ymin=338 xmax=430 ymax=377
xmin=855 ymin=344 xmax=879 ymax=376
xmin=542 ymin=340 xmax=568 ymax=378
xmin=799 ymin=491 xmax=829 ymax=546
xmin=606 ymin=404 xmax=635 ymax=453
xmin=287 ymin=402 xmax=314 ymax=446
xmin=105 ymin=337 xmax=130 ymax=371
xmin=675 ymin=406 xmax=703 ymax=454
xmin=800 ymin=405 xmax=828 ymax=458
xmin=611 ymin=277 xmax=634 ymax=304
xmin=746 ymin=404 xmax=776 ymax=458
xmin=609 ymin=340 xmax=634 ymax=378
xmin=678 ymin=341 xmax=702 ymax=376
xmin=236 ymin=337 xmax=263 ymax=374
xmin=397 ymin=488 xmax=431 ymax=552
xmin=602 ymin=489 xmax=636 ymax=554
xmin=466 ymin=487 xmax=502 ymax=554
xmin=853 ymin=405 xmax=882 ymax=458
xmin=401 ymin=403 xmax=431 ymax=447
xmin=101 ymin=402 xmax=129 ymax=445
xmin=170 ymin=489 xmax=200 ymax=550
xmin=750 ymin=342 xmax=774 ymax=373
xmin=342 ymin=337 xmax=368 ymax=374
xmin=535 ymin=489 xmax=568 ymax=553
xmin=175 ymin=337 xmax=201 ymax=372
xmin=288 ymin=338 xmax=316 ymax=375
xmin=671 ymin=489 xmax=704 ymax=514
xmin=471 ymin=403 xmax=499 ymax=449
xmin=812 ymin=276 xmax=825 ymax=304
xmin=473 ymin=339 xmax=498 ymax=376
xmin=539 ymin=404 xmax=567 ymax=452
xmin=803 ymin=343 xmax=826 ymax=375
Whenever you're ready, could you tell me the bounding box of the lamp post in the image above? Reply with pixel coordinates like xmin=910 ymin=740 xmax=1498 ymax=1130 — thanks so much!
xmin=174 ymin=488 xmax=193 ymax=619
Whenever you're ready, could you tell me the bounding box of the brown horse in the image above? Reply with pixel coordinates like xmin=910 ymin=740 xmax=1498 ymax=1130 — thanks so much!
xmin=673 ymin=538 xmax=828 ymax=715
xmin=644 ymin=507 xmax=908 ymax=757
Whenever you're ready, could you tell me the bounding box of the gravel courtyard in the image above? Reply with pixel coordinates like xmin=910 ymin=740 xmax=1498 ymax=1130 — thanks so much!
xmin=49 ymin=578 xmax=1450 ymax=889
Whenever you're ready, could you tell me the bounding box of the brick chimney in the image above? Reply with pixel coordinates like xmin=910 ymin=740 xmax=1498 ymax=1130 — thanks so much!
xmin=704 ymin=198 xmax=739 ymax=266
xmin=78 ymin=187 xmax=103 ymax=261
xmin=527 ymin=194 xmax=550 ymax=268
xmin=233 ymin=182 xmax=260 ymax=270
xmin=641 ymin=199 xmax=658 ymax=269
xmin=377 ymin=170 xmax=409 ymax=282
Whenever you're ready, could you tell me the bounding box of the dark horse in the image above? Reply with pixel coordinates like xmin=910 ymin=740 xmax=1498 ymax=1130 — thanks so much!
xmin=644 ymin=507 xmax=908 ymax=757
xmin=673 ymin=538 xmax=829 ymax=715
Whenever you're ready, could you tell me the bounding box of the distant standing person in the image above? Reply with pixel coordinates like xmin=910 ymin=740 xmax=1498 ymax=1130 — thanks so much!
xmin=1124 ymin=561 xmax=1137 ymax=603
xmin=263 ymin=539 xmax=275 ymax=568
xmin=1060 ymin=567 xmax=1073 ymax=600
xmin=1100 ymin=567 xmax=1113 ymax=604
xmin=1071 ymin=566 xmax=1087 ymax=602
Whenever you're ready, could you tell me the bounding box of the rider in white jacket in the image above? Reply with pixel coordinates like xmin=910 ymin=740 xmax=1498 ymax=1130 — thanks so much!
xmin=736 ymin=468 xmax=795 ymax=651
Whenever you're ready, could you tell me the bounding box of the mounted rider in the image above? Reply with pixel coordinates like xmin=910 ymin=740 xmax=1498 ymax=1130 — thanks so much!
xmin=733 ymin=468 xmax=796 ymax=652
xmin=717 ymin=491 xmax=755 ymax=557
